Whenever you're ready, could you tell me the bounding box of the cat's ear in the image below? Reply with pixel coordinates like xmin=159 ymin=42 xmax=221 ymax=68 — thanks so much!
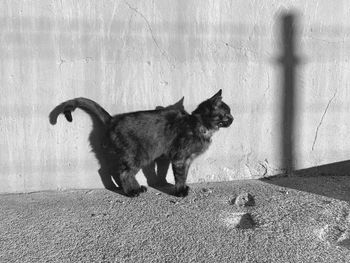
xmin=157 ymin=96 xmax=185 ymax=110
xmin=172 ymin=96 xmax=185 ymax=109
xmin=209 ymin=89 xmax=222 ymax=104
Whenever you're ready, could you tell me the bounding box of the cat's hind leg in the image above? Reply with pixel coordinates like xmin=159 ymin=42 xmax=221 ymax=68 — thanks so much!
xmin=117 ymin=168 xmax=147 ymax=197
xmin=106 ymin=152 xmax=146 ymax=197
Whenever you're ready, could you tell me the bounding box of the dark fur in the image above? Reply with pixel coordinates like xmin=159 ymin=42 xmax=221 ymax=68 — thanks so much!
xmin=49 ymin=90 xmax=233 ymax=197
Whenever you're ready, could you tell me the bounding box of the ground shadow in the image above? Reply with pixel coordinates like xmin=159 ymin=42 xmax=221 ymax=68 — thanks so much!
xmin=261 ymin=160 xmax=350 ymax=202
xmin=142 ymin=157 xmax=176 ymax=195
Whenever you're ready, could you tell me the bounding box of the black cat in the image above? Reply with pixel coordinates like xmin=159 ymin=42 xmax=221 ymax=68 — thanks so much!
xmin=49 ymin=90 xmax=233 ymax=197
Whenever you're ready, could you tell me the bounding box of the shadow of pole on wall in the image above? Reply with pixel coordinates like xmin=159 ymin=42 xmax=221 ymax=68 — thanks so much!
xmin=262 ymin=13 xmax=350 ymax=203
xmin=279 ymin=12 xmax=299 ymax=175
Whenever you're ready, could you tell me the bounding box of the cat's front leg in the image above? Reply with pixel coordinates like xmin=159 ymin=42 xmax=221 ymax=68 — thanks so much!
xmin=172 ymin=159 xmax=191 ymax=197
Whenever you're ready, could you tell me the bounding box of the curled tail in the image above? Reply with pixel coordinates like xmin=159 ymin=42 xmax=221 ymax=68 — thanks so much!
xmin=49 ymin=97 xmax=112 ymax=126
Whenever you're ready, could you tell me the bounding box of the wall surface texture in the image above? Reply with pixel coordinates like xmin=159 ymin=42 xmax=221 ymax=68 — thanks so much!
xmin=1 ymin=0 xmax=350 ymax=193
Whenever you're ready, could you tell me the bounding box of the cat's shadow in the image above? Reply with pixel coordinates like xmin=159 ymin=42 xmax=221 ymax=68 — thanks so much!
xmin=49 ymin=104 xmax=176 ymax=197
xmin=141 ymin=157 xmax=175 ymax=195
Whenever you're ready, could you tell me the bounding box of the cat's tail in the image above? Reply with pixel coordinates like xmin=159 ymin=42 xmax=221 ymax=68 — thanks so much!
xmin=49 ymin=97 xmax=112 ymax=126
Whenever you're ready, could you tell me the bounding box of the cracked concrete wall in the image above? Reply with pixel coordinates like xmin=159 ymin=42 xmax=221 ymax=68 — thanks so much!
xmin=1 ymin=0 xmax=350 ymax=193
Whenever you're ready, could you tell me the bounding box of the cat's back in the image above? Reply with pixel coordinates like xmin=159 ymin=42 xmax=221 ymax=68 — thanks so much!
xmin=107 ymin=108 xmax=188 ymax=160
xmin=109 ymin=108 xmax=188 ymax=137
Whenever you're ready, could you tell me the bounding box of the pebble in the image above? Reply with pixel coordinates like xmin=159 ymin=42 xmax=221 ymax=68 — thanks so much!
xmin=201 ymin=188 xmax=213 ymax=193
xmin=318 ymin=224 xmax=344 ymax=243
xmin=318 ymin=224 xmax=350 ymax=248
xmin=229 ymin=193 xmax=255 ymax=207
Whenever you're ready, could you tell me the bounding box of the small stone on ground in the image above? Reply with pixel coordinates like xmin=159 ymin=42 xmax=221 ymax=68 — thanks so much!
xmin=229 ymin=192 xmax=255 ymax=207
xmin=318 ymin=224 xmax=344 ymax=244
xmin=338 ymin=231 xmax=350 ymax=249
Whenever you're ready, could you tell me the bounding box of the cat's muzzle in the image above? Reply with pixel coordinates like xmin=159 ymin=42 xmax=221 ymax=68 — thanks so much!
xmin=220 ymin=114 xmax=234 ymax=128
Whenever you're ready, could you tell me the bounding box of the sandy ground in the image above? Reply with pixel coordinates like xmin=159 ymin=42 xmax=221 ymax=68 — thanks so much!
xmin=0 ymin=176 xmax=350 ymax=263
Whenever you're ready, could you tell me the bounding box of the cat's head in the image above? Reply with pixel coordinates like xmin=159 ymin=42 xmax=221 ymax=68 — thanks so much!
xmin=192 ymin=89 xmax=233 ymax=130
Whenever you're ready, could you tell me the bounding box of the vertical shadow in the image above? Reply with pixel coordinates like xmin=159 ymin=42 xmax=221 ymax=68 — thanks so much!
xmin=261 ymin=13 xmax=350 ymax=203
xmin=279 ymin=13 xmax=299 ymax=174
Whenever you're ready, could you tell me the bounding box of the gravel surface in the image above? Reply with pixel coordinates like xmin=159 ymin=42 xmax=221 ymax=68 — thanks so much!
xmin=1 ymin=176 xmax=349 ymax=262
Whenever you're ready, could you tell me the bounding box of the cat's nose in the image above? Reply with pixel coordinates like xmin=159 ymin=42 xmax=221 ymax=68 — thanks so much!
xmin=222 ymin=114 xmax=233 ymax=127
xmin=227 ymin=114 xmax=234 ymax=123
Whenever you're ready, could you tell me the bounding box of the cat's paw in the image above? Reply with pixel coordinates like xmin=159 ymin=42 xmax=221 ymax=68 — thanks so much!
xmin=126 ymin=186 xmax=147 ymax=197
xmin=126 ymin=189 xmax=140 ymax=197
xmin=175 ymin=185 xmax=189 ymax=197
xmin=139 ymin=185 xmax=147 ymax=193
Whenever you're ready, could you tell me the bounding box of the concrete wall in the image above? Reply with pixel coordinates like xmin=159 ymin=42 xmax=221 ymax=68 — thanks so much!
xmin=1 ymin=0 xmax=350 ymax=193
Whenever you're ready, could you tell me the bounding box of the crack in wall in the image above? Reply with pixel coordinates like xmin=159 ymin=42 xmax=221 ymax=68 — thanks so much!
xmin=258 ymin=161 xmax=268 ymax=177
xmin=311 ymin=89 xmax=338 ymax=151
xmin=124 ymin=1 xmax=174 ymax=68
xmin=222 ymin=41 xmax=258 ymax=57
xmin=58 ymin=56 xmax=94 ymax=71
xmin=58 ymin=55 xmax=67 ymax=72
xmin=119 ymin=13 xmax=136 ymax=52
xmin=107 ymin=2 xmax=119 ymax=37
